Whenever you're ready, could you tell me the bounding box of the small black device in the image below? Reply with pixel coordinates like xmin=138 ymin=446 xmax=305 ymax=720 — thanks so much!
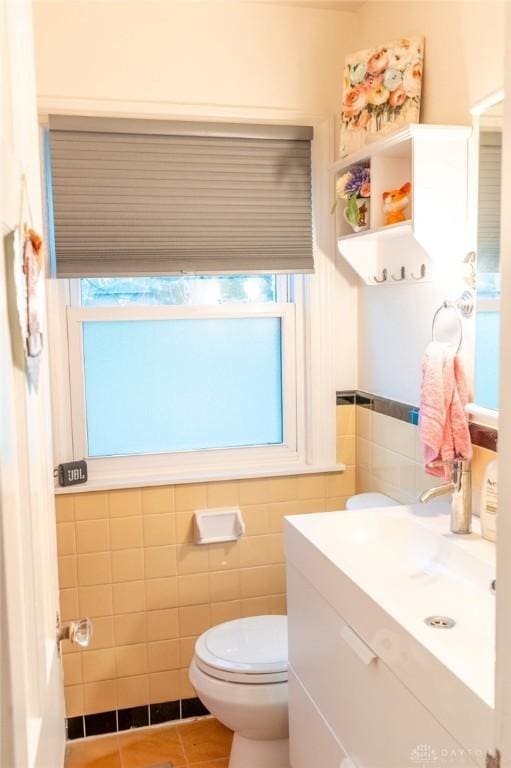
xmin=57 ymin=460 xmax=88 ymax=487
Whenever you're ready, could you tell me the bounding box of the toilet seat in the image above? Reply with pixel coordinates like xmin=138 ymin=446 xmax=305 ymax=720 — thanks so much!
xmin=194 ymin=615 xmax=288 ymax=685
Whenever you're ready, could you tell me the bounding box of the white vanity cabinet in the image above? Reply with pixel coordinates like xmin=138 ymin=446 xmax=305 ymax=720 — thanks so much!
xmin=284 ymin=508 xmax=494 ymax=768
xmin=288 ymin=670 xmax=350 ymax=768
xmin=287 ymin=564 xmax=476 ymax=768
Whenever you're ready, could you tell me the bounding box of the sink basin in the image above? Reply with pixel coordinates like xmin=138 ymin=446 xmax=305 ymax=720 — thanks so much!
xmin=285 ymin=501 xmax=496 ymax=707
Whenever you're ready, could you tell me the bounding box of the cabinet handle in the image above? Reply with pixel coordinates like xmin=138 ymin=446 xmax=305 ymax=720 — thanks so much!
xmin=340 ymin=624 xmax=377 ymax=666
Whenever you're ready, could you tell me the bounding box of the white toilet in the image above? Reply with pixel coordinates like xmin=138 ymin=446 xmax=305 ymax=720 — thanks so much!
xmin=189 ymin=495 xmax=398 ymax=768
xmin=189 ymin=614 xmax=289 ymax=768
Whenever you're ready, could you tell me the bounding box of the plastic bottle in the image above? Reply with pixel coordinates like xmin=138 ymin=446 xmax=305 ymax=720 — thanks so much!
xmin=480 ymin=459 xmax=498 ymax=542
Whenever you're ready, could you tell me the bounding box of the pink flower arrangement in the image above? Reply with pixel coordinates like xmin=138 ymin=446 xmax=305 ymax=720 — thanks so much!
xmin=342 ymin=85 xmax=368 ymax=118
xmin=367 ymin=49 xmax=388 ymax=75
xmin=389 ymin=87 xmax=407 ymax=108
xmin=364 ymin=72 xmax=383 ymax=89
xmin=340 ymin=37 xmax=424 ymax=156
xmin=331 ymin=164 xmax=371 ymax=214
xmin=359 ymin=181 xmax=371 ymax=198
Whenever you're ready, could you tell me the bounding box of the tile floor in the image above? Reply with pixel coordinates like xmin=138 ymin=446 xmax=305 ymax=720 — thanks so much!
xmin=65 ymin=717 xmax=232 ymax=768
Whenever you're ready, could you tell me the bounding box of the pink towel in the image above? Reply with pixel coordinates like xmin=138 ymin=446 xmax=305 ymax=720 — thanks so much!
xmin=419 ymin=342 xmax=472 ymax=480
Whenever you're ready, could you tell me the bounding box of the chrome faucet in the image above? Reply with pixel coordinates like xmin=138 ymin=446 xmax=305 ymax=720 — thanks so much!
xmin=419 ymin=459 xmax=472 ymax=534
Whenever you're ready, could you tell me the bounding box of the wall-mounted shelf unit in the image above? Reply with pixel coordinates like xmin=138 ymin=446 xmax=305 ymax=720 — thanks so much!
xmin=332 ymin=124 xmax=471 ymax=286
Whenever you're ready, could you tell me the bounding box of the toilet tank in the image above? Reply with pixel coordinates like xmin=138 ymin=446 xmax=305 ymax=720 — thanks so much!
xmin=345 ymin=492 xmax=400 ymax=510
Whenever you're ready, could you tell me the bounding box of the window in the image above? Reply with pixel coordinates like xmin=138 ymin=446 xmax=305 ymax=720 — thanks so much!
xmin=474 ymin=128 xmax=501 ymax=411
xmin=57 ymin=274 xmax=303 ymax=484
xmin=46 ymin=116 xmax=338 ymax=490
xmin=475 ymin=280 xmax=500 ymax=412
xmin=80 ymin=276 xmax=284 ymax=457
xmin=80 ymin=275 xmax=278 ymax=307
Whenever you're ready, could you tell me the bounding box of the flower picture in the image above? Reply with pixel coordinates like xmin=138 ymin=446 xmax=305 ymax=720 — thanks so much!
xmin=340 ymin=36 xmax=424 ymax=157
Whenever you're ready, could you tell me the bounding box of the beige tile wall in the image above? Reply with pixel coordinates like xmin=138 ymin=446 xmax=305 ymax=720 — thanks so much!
xmin=355 ymin=405 xmax=497 ymax=511
xmin=56 ymin=405 xmax=356 ymax=718
xmin=57 ymin=402 xmax=496 ymax=718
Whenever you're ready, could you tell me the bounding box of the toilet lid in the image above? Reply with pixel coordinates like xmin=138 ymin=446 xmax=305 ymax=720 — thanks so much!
xmin=195 ymin=615 xmax=288 ymax=677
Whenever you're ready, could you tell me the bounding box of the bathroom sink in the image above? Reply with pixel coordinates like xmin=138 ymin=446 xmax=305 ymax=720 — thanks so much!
xmin=285 ymin=501 xmax=496 ymax=708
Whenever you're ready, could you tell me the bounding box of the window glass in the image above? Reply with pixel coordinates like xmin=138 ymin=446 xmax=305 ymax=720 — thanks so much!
xmin=83 ymin=317 xmax=283 ymax=457
xmin=81 ymin=275 xmax=278 ymax=307
xmin=475 ymin=311 xmax=500 ymax=411
xmin=474 ymin=121 xmax=502 ymax=410
xmin=476 ymin=132 xmax=501 ymax=297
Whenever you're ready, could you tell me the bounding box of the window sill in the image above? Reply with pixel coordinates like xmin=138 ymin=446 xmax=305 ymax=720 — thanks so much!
xmin=54 ymin=462 xmax=346 ymax=495
xmin=465 ymin=403 xmax=499 ymax=428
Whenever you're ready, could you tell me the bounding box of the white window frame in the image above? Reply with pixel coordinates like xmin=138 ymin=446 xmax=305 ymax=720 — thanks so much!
xmin=49 ymin=274 xmax=333 ymax=491
xmin=68 ymin=279 xmax=298 ymax=470
xmin=465 ymin=91 xmax=503 ymax=427
xmin=45 ymin=114 xmax=341 ymax=492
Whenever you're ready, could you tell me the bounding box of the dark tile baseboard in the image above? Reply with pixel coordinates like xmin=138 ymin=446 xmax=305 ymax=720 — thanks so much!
xmin=469 ymin=422 xmax=498 ymax=452
xmin=66 ymin=697 xmax=209 ymax=741
xmin=336 ymin=390 xmax=419 ymax=425
xmin=337 ymin=390 xmax=498 ymax=452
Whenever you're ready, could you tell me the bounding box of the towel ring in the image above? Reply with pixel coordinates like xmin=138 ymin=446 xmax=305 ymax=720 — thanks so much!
xmin=431 ymin=302 xmax=463 ymax=354
xmin=431 ymin=292 xmax=474 ymax=354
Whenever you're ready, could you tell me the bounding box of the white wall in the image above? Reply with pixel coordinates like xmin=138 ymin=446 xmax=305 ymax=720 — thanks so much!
xmin=32 ymin=0 xmax=360 ymax=391
xmin=357 ymin=0 xmax=505 ymax=126
xmin=34 ymin=0 xmax=506 ymax=404
xmin=34 ymin=0 xmax=355 ymax=115
xmin=356 ymin=1 xmax=506 ymax=405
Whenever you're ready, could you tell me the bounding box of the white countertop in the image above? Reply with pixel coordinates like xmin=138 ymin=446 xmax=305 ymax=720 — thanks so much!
xmin=285 ymin=501 xmax=496 ymax=708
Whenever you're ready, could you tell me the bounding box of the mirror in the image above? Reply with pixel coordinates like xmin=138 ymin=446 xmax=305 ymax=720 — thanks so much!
xmin=472 ymin=93 xmax=503 ymax=414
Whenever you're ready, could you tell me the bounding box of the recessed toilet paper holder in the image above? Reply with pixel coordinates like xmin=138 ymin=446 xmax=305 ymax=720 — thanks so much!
xmin=193 ymin=507 xmax=245 ymax=545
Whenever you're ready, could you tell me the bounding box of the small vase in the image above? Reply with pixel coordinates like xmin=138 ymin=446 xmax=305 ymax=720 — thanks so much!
xmin=343 ymin=197 xmax=370 ymax=233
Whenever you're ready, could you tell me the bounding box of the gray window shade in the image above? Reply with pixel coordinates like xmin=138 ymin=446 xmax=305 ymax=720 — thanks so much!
xmin=478 ymin=131 xmax=502 ymax=274
xmin=47 ymin=116 xmax=314 ymax=278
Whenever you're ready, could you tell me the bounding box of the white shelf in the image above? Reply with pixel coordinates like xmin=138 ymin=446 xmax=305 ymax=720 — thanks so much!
xmin=331 ymin=124 xmax=471 ymax=173
xmin=338 ymin=220 xmax=413 ymax=243
xmin=331 ymin=125 xmax=413 ymax=172
xmin=332 ymin=123 xmax=471 ymax=286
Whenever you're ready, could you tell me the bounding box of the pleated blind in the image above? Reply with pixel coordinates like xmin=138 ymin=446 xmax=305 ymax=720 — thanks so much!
xmin=478 ymin=131 xmax=502 ymax=273
xmin=47 ymin=116 xmax=314 ymax=278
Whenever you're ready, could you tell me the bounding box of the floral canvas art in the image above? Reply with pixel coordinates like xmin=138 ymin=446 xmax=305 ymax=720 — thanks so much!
xmin=339 ymin=36 xmax=424 ymax=157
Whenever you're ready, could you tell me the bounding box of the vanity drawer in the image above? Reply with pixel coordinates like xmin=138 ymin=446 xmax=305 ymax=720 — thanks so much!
xmin=288 ymin=564 xmax=478 ymax=768
xmin=289 ymin=667 xmax=352 ymax=768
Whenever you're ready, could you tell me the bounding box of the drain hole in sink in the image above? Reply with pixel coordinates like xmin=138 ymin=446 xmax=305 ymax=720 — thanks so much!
xmin=424 ymin=615 xmax=456 ymax=629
